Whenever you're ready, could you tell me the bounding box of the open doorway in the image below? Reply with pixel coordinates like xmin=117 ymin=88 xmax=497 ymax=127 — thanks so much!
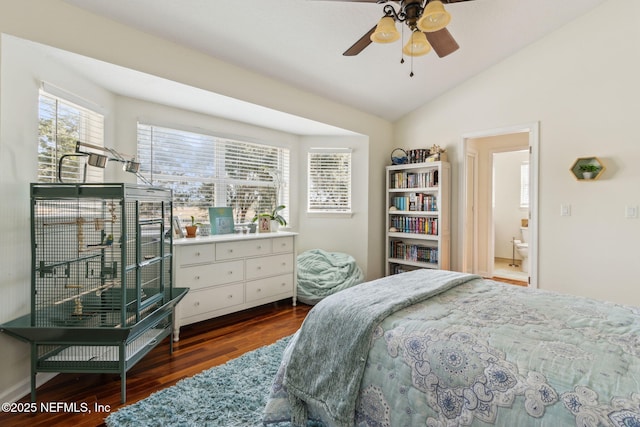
xmin=461 ymin=123 xmax=539 ymax=287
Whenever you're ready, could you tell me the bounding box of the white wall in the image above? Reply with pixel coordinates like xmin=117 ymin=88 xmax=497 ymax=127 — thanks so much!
xmin=0 ymin=0 xmax=392 ymax=402
xmin=395 ymin=0 xmax=640 ymax=305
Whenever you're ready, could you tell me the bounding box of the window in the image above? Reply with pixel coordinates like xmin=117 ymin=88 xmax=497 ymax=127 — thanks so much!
xmin=38 ymin=91 xmax=105 ymax=183
xmin=307 ymin=148 xmax=352 ymax=213
xmin=137 ymin=124 xmax=289 ymax=225
xmin=520 ymin=161 xmax=529 ymax=209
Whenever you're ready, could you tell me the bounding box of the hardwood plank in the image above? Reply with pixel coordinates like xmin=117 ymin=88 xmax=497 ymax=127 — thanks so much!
xmin=0 ymin=300 xmax=311 ymax=427
xmin=491 ymin=276 xmax=528 ymax=286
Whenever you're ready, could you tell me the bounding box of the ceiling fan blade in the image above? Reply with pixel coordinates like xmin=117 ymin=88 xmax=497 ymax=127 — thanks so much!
xmin=425 ymin=28 xmax=459 ymax=58
xmin=343 ymin=25 xmax=376 ymax=56
xmin=311 ymin=0 xmax=384 ymax=2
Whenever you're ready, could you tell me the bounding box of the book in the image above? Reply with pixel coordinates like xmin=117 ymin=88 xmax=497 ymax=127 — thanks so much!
xmin=208 ymin=207 xmax=234 ymax=235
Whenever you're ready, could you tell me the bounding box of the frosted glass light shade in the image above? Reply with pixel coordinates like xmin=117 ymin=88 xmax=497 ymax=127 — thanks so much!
xmin=417 ymin=1 xmax=451 ymax=32
xmin=402 ymin=31 xmax=432 ymax=56
xmin=371 ymin=16 xmax=400 ymax=43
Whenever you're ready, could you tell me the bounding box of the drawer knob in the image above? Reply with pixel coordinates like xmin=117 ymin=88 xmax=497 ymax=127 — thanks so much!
xmin=228 ymin=249 xmax=233 ymax=253
xmin=228 ymin=270 xmax=233 ymax=275
xmin=257 ymin=245 xmax=262 ymax=249
xmin=257 ymin=288 xmax=262 ymax=293
xmin=227 ymin=294 xmax=234 ymax=299
xmin=281 ymin=282 xmax=286 ymax=287
xmin=194 ymin=275 xmax=200 ymax=280
xmin=195 ymin=252 xmax=200 ymax=256
xmin=194 ymin=301 xmax=200 ymax=307
xmin=282 ymin=262 xmax=286 ymax=266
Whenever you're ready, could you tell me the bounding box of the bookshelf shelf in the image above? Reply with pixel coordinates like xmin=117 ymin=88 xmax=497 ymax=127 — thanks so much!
xmin=385 ymin=161 xmax=450 ymax=275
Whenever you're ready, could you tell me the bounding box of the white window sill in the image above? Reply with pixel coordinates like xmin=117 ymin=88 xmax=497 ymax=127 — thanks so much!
xmin=306 ymin=211 xmax=354 ymax=219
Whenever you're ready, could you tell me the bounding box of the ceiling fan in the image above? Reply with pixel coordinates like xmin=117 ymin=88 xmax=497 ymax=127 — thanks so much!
xmin=326 ymin=0 xmax=476 ymax=58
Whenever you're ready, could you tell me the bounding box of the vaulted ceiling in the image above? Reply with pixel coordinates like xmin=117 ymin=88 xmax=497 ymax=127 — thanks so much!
xmin=61 ymin=0 xmax=608 ymax=122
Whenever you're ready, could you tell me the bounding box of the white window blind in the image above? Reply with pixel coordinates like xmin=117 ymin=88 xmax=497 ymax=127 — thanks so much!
xmin=137 ymin=124 xmax=289 ymax=225
xmin=307 ymin=149 xmax=352 ymax=213
xmin=520 ymin=161 xmax=530 ymax=209
xmin=38 ymin=91 xmax=105 ymax=183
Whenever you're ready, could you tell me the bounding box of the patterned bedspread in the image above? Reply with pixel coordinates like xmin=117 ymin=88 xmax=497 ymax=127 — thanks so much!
xmin=263 ymin=272 xmax=640 ymax=427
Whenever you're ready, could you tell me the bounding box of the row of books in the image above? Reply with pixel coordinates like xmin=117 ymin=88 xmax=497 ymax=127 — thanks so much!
xmin=390 ymin=170 xmax=439 ymax=189
xmin=389 ymin=264 xmax=422 ymax=275
xmin=390 ymin=216 xmax=438 ymax=235
xmin=389 ymin=241 xmax=439 ymax=264
xmin=392 ymin=194 xmax=437 ymax=211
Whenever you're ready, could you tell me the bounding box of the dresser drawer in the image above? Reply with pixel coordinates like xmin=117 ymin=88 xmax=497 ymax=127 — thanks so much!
xmin=245 ymin=253 xmax=294 ymax=280
xmin=246 ymin=274 xmax=293 ymax=303
xmin=176 ymin=244 xmax=216 ymax=266
xmin=180 ymin=283 xmax=244 ymax=320
xmin=272 ymin=236 xmax=294 ymax=254
xmin=216 ymin=239 xmax=272 ymax=261
xmin=175 ymin=260 xmax=243 ymax=290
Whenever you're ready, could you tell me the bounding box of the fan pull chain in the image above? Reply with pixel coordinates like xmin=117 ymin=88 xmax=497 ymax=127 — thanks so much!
xmin=400 ymin=27 xmax=405 ymax=65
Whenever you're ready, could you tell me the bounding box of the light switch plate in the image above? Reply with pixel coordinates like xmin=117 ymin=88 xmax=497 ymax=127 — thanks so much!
xmin=560 ymin=204 xmax=571 ymax=216
xmin=625 ymin=205 xmax=638 ymax=219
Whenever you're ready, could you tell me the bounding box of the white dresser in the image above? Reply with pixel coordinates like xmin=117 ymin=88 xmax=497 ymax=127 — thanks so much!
xmin=173 ymin=231 xmax=297 ymax=340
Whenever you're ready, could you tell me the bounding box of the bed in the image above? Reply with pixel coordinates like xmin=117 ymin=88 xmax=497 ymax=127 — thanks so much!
xmin=263 ymin=269 xmax=640 ymax=427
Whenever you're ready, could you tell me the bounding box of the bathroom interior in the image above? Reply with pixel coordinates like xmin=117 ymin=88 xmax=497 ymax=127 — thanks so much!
xmin=493 ymin=149 xmax=529 ymax=283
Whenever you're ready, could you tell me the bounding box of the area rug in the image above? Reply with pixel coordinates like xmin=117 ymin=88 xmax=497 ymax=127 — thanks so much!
xmin=106 ymin=335 xmax=295 ymax=427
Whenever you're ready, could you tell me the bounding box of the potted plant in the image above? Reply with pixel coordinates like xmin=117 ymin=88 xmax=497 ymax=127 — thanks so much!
xmin=252 ymin=205 xmax=287 ymax=232
xmin=579 ymin=164 xmax=600 ymax=179
xmin=185 ymin=216 xmax=201 ymax=238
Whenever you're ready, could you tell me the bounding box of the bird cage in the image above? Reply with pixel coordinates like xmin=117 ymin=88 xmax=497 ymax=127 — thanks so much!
xmin=1 ymin=183 xmax=188 ymax=403
xmin=31 ymin=184 xmax=169 ymax=328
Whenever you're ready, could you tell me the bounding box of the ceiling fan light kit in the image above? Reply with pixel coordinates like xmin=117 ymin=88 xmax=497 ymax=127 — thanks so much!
xmin=371 ymin=16 xmax=401 ymax=43
xmin=339 ymin=0 xmax=475 ymax=60
xmin=402 ymin=31 xmax=432 ymax=57
xmin=417 ymin=1 xmax=451 ymax=32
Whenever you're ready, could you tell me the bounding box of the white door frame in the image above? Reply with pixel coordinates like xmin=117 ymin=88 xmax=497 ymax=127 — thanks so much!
xmin=460 ymin=122 xmax=539 ymax=287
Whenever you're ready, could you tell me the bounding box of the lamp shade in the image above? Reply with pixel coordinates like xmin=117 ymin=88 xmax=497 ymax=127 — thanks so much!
xmin=370 ymin=16 xmax=400 ymax=43
xmin=417 ymin=0 xmax=451 ymax=32
xmin=87 ymin=153 xmax=108 ymax=168
xmin=402 ymin=31 xmax=432 ymax=56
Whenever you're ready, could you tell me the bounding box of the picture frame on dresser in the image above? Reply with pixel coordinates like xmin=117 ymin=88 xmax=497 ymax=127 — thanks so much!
xmin=173 ymin=217 xmax=184 ymax=238
xmin=209 ymin=207 xmax=234 ymax=235
xmin=258 ymin=216 xmax=271 ymax=233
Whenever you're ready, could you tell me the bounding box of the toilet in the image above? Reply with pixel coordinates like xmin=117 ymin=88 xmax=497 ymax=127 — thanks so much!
xmin=514 ymin=227 xmax=529 ymax=273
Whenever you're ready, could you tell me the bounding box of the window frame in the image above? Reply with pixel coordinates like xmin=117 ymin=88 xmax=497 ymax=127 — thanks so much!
xmin=306 ymin=148 xmax=353 ymax=216
xmin=520 ymin=161 xmax=530 ymax=209
xmin=137 ymin=123 xmax=290 ymax=226
xmin=37 ymin=89 xmax=105 ymax=184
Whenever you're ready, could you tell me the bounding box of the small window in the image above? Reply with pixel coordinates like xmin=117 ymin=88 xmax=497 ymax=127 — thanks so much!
xmin=38 ymin=91 xmax=105 ymax=183
xmin=520 ymin=161 xmax=529 ymax=209
xmin=307 ymin=149 xmax=352 ymax=213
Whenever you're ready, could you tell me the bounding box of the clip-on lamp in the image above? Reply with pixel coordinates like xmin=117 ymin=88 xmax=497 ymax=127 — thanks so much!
xmin=57 ymin=141 xmax=150 ymax=184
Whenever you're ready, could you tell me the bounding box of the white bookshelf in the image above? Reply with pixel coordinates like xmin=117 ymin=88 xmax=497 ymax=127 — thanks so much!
xmin=385 ymin=161 xmax=450 ymax=275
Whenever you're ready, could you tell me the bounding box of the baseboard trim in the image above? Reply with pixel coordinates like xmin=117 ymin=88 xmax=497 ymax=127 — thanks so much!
xmin=0 ymin=372 xmax=58 ymax=403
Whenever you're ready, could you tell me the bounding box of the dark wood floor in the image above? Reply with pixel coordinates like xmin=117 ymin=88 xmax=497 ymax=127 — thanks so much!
xmin=491 ymin=276 xmax=528 ymax=286
xmin=0 ymin=300 xmax=311 ymax=427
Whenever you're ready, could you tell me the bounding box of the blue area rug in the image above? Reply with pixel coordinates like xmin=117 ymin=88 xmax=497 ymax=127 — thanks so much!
xmin=106 ymin=335 xmax=294 ymax=427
